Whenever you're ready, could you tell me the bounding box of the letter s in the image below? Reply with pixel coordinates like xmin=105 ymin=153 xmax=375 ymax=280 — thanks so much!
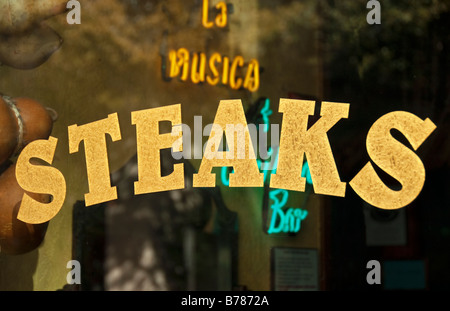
xmin=350 ymin=111 xmax=436 ymax=210
xmin=16 ymin=137 xmax=66 ymax=224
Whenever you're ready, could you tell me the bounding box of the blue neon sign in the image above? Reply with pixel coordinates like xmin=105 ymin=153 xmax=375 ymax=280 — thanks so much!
xmin=220 ymin=98 xmax=312 ymax=235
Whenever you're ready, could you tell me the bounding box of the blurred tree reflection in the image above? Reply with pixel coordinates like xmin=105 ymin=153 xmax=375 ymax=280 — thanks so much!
xmin=316 ymin=0 xmax=450 ymax=174
xmin=318 ymin=0 xmax=450 ymax=290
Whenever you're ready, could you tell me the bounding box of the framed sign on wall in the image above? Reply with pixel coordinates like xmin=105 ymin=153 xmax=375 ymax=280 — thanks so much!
xmin=271 ymin=248 xmax=319 ymax=291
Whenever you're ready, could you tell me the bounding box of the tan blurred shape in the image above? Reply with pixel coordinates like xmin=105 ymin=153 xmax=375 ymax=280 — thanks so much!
xmin=0 ymin=24 xmax=63 ymax=70
xmin=0 ymin=0 xmax=67 ymax=34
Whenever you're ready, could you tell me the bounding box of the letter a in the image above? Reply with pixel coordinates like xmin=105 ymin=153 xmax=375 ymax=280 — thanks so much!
xmin=67 ymin=260 xmax=81 ymax=285
xmin=193 ymin=100 xmax=263 ymax=188
xmin=366 ymin=260 xmax=381 ymax=285
xmin=366 ymin=0 xmax=381 ymax=25
xmin=67 ymin=0 xmax=81 ymax=25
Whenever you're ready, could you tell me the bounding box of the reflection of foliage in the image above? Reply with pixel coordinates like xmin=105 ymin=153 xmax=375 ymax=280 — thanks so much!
xmin=320 ymin=0 xmax=449 ymax=105
xmin=321 ymin=1 xmax=450 ymax=292
xmin=317 ymin=0 xmax=450 ymax=170
xmin=253 ymin=0 xmax=450 ymax=171
xmin=53 ymin=0 xmax=213 ymax=71
xmin=55 ymin=0 xmax=163 ymax=68
xmin=257 ymin=1 xmax=320 ymax=44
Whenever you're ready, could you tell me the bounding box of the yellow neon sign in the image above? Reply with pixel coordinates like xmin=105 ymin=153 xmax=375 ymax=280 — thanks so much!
xmin=167 ymin=48 xmax=260 ymax=92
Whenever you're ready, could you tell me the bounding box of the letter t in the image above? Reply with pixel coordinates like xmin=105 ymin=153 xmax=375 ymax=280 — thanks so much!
xmin=68 ymin=113 xmax=122 ymax=206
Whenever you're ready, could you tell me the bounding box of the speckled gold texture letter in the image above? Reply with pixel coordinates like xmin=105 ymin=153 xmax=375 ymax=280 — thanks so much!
xmin=132 ymin=104 xmax=185 ymax=194
xmin=16 ymin=137 xmax=66 ymax=224
xmin=193 ymin=99 xmax=264 ymax=188
xmin=68 ymin=113 xmax=122 ymax=207
xmin=350 ymin=111 xmax=436 ymax=210
xmin=270 ymin=99 xmax=349 ymax=197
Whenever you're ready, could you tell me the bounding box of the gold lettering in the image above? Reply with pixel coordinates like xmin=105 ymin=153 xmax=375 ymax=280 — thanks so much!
xmin=206 ymin=52 xmax=222 ymax=86
xmin=16 ymin=137 xmax=66 ymax=224
xmin=168 ymin=50 xmax=178 ymax=77
xmin=270 ymin=99 xmax=349 ymax=197
xmin=132 ymin=104 xmax=185 ymax=194
xmin=202 ymin=0 xmax=214 ymax=28
xmin=167 ymin=48 xmax=260 ymax=92
xmin=350 ymin=111 xmax=436 ymax=210
xmin=222 ymin=56 xmax=230 ymax=86
xmin=193 ymin=100 xmax=263 ymax=187
xmin=215 ymin=2 xmax=228 ymax=28
xmin=230 ymin=56 xmax=244 ymax=90
xmin=191 ymin=52 xmax=207 ymax=84
xmin=202 ymin=0 xmax=228 ymax=28
xmin=169 ymin=48 xmax=190 ymax=81
xmin=243 ymin=59 xmax=260 ymax=92
xmin=68 ymin=113 xmax=122 ymax=206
